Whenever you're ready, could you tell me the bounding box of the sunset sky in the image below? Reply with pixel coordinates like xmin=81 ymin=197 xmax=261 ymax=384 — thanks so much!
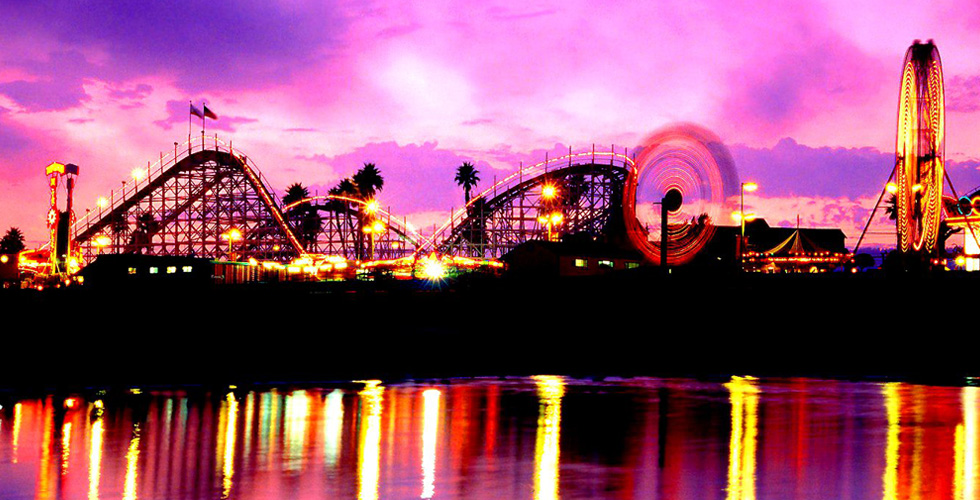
xmin=1 ymin=0 xmax=979 ymax=248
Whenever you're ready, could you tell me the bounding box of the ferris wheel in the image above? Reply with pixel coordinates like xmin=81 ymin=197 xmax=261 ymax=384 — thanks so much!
xmin=895 ymin=40 xmax=945 ymax=254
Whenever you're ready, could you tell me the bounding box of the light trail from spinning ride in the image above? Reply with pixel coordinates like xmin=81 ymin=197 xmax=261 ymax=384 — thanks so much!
xmin=623 ymin=124 xmax=739 ymax=266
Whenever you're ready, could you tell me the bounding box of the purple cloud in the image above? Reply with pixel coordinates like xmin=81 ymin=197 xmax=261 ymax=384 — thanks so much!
xmin=0 ymin=1 xmax=350 ymax=93
xmin=947 ymin=75 xmax=980 ymax=113
xmin=0 ymin=51 xmax=95 ymax=111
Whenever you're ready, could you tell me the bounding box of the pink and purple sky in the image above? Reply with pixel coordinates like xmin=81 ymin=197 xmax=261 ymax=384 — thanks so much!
xmin=2 ymin=0 xmax=980 ymax=248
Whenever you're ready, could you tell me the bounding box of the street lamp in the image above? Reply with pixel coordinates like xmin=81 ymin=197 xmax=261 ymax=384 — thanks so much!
xmin=222 ymin=227 xmax=243 ymax=260
xmin=739 ymin=182 xmax=758 ymax=269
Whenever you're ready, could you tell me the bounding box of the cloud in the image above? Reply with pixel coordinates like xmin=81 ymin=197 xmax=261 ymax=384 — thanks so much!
xmin=0 ymin=51 xmax=95 ymax=111
xmin=0 ymin=1 xmax=351 ymax=93
xmin=947 ymin=75 xmax=980 ymax=113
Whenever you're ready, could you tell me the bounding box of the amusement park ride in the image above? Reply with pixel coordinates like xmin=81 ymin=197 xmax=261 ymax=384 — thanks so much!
xmin=8 ymin=39 xmax=974 ymax=288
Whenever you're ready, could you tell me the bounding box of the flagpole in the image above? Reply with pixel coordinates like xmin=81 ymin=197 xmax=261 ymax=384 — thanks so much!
xmin=188 ymin=100 xmax=192 ymax=152
xmin=202 ymin=101 xmax=206 ymax=145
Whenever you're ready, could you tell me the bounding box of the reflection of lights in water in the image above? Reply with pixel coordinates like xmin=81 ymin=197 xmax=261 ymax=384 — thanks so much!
xmin=533 ymin=375 xmax=565 ymax=500
xmin=123 ymin=423 xmax=141 ymax=500
xmin=358 ymin=381 xmax=385 ymax=500
xmin=12 ymin=403 xmax=21 ymax=463
xmin=957 ymin=387 xmax=978 ymax=500
xmin=883 ymin=383 xmax=900 ymax=500
xmin=725 ymin=376 xmax=759 ymax=500
xmin=244 ymin=393 xmax=254 ymax=454
xmin=39 ymin=402 xmax=53 ymax=500
xmin=421 ymin=389 xmax=440 ymax=499
xmin=88 ymin=418 xmax=103 ymax=500
xmin=284 ymin=390 xmax=310 ymax=472
xmin=222 ymin=393 xmax=239 ymax=499
xmin=61 ymin=421 xmax=72 ymax=476
xmin=324 ymin=390 xmax=344 ymax=467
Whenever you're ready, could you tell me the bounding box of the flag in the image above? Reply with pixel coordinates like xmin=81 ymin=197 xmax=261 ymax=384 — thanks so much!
xmin=203 ymin=104 xmax=218 ymax=120
xmin=190 ymin=103 xmax=204 ymax=119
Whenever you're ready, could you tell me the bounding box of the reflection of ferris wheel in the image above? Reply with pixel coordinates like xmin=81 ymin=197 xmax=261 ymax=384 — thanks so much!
xmin=896 ymin=40 xmax=945 ymax=253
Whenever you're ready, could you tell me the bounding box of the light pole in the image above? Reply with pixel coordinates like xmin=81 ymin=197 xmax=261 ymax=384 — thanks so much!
xmin=739 ymin=182 xmax=758 ymax=268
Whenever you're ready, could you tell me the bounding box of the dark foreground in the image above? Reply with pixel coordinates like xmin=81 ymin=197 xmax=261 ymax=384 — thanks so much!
xmin=0 ymin=269 xmax=974 ymax=390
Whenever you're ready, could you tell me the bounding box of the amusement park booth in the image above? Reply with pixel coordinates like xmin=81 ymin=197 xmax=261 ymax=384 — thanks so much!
xmin=502 ymin=238 xmax=643 ymax=277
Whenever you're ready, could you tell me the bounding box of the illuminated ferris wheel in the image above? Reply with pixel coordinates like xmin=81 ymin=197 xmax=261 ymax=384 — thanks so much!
xmin=895 ymin=40 xmax=945 ymax=254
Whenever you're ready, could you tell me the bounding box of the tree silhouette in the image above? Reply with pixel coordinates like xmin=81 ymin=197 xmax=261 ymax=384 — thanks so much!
xmin=352 ymin=162 xmax=384 ymax=200
xmin=884 ymin=193 xmax=897 ymax=220
xmin=455 ymin=162 xmax=480 ymax=203
xmin=0 ymin=227 xmax=25 ymax=254
xmin=283 ymin=182 xmax=310 ymax=207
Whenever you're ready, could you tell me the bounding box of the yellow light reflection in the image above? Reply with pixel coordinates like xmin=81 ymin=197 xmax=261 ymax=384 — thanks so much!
xmin=725 ymin=376 xmax=759 ymax=500
xmin=533 ymin=376 xmax=565 ymax=500
xmin=88 ymin=415 xmax=103 ymax=500
xmin=61 ymin=421 xmax=72 ymax=476
xmin=358 ymin=381 xmax=385 ymax=500
xmin=284 ymin=390 xmax=310 ymax=472
xmin=12 ymin=403 xmax=21 ymax=463
xmin=959 ymin=387 xmax=978 ymax=500
xmin=123 ymin=423 xmax=141 ymax=500
xmin=324 ymin=390 xmax=344 ymax=467
xmin=222 ymin=393 xmax=239 ymax=499
xmin=421 ymin=389 xmax=440 ymax=499
xmin=883 ymin=383 xmax=900 ymax=500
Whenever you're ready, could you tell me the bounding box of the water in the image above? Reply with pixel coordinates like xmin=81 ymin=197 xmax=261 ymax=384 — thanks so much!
xmin=0 ymin=377 xmax=976 ymax=499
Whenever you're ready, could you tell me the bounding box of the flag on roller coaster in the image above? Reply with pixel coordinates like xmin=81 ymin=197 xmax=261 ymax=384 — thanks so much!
xmin=189 ymin=102 xmax=204 ymax=119
xmin=203 ymin=104 xmax=218 ymax=120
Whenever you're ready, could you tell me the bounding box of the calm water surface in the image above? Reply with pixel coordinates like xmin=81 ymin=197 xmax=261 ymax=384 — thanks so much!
xmin=0 ymin=377 xmax=976 ymax=499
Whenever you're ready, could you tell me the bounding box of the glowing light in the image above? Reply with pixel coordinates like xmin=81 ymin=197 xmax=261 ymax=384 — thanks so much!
xmin=731 ymin=212 xmax=757 ymax=223
xmin=46 ymin=162 xmax=65 ymax=176
xmin=541 ymin=184 xmax=558 ymax=200
xmin=957 ymin=255 xmax=967 ymax=267
xmin=223 ymin=228 xmax=243 ymax=242
xmin=61 ymin=421 xmax=72 ymax=476
xmin=725 ymin=376 xmax=759 ymax=500
xmin=284 ymin=390 xmax=310 ymax=472
xmin=324 ymin=390 xmax=344 ymax=467
xmin=88 ymin=418 xmax=103 ymax=500
xmin=421 ymin=389 xmax=441 ymax=499
xmin=883 ymin=383 xmax=900 ymax=500
xmin=911 ymin=183 xmax=923 ymax=192
xmin=0 ymin=255 xmax=6 ymax=264
xmin=421 ymin=255 xmax=447 ymax=281
xmin=365 ymin=199 xmax=380 ymax=214
xmin=222 ymin=392 xmax=239 ymax=498
xmin=96 ymin=197 xmax=109 ymax=209
xmin=533 ymin=376 xmax=565 ymax=500
xmin=123 ymin=424 xmax=141 ymax=500
xmin=372 ymin=221 xmax=385 ymax=233
xmin=958 ymin=387 xmax=979 ymax=500
xmin=131 ymin=168 xmax=145 ymax=182
xmin=94 ymin=235 xmax=111 ymax=248
xmin=886 ymin=183 xmax=899 ymax=194
xmin=64 ymin=397 xmax=78 ymax=409
xmin=742 ymin=182 xmax=758 ymax=192
xmin=549 ymin=212 xmax=563 ymax=225
xmin=247 ymin=257 xmax=258 ymax=266
xmin=358 ymin=381 xmax=385 ymax=500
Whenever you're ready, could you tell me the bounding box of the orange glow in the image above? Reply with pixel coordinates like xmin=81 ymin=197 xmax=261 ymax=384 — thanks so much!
xmin=0 ymin=255 xmax=7 ymax=264
xmin=542 ymin=184 xmax=558 ymax=200
xmin=532 ymin=376 xmax=565 ymax=500
xmin=94 ymin=235 xmax=111 ymax=247
xmin=365 ymin=199 xmax=380 ymax=214
xmin=223 ymin=228 xmax=243 ymax=242
xmin=131 ymin=168 xmax=145 ymax=181
xmin=64 ymin=397 xmax=78 ymax=409
xmin=742 ymin=182 xmax=758 ymax=192
xmin=96 ymin=196 xmax=109 ymax=209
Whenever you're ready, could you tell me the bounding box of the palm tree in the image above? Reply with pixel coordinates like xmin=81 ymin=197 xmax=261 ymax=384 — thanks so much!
xmin=455 ymin=162 xmax=480 ymax=203
xmin=282 ymin=182 xmax=310 ymax=207
xmin=352 ymin=163 xmax=384 ymax=200
xmin=884 ymin=193 xmax=897 ymax=220
xmin=0 ymin=227 xmax=25 ymax=254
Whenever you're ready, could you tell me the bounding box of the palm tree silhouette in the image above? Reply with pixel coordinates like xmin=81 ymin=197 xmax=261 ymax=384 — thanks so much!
xmin=455 ymin=162 xmax=480 ymax=203
xmin=0 ymin=227 xmax=25 ymax=254
xmin=352 ymin=163 xmax=384 ymax=200
xmin=283 ymin=182 xmax=310 ymax=207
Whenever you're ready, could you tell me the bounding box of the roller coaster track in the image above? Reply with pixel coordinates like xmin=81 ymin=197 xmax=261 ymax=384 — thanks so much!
xmin=428 ymin=148 xmax=634 ymax=259
xmin=74 ymin=135 xmax=304 ymax=262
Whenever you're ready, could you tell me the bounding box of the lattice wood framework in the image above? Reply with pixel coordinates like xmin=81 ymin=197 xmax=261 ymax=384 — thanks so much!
xmin=435 ymin=160 xmax=628 ymax=259
xmin=74 ymin=140 xmax=301 ymax=263
xmin=284 ymin=196 xmax=423 ymax=261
